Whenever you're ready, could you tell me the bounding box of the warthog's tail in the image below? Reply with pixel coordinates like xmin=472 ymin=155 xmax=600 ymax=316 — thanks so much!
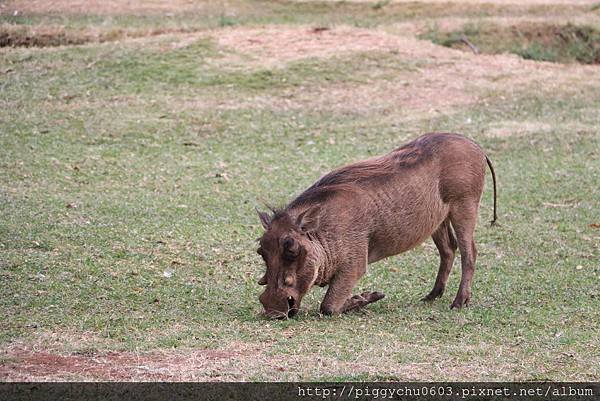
xmin=485 ymin=155 xmax=498 ymax=226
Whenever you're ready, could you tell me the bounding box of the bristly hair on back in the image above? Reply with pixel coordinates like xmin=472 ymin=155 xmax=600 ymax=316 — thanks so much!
xmin=287 ymin=183 xmax=360 ymax=211
xmin=275 ymin=134 xmax=451 ymax=219
xmin=285 ymin=154 xmax=407 ymax=212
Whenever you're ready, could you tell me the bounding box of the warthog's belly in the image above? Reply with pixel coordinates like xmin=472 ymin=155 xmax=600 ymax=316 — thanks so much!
xmin=366 ymin=181 xmax=449 ymax=264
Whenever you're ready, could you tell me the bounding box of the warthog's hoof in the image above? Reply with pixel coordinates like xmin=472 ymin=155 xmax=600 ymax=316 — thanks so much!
xmin=363 ymin=291 xmax=386 ymax=304
xmin=421 ymin=287 xmax=445 ymax=302
xmin=450 ymin=295 xmax=470 ymax=309
xmin=342 ymin=291 xmax=385 ymax=313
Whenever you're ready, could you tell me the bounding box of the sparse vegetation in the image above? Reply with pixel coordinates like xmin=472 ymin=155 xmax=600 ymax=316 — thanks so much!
xmin=372 ymin=1 xmax=391 ymax=10
xmin=0 ymin=24 xmax=201 ymax=47
xmin=422 ymin=23 xmax=600 ymax=64
xmin=1 ymin=0 xmax=599 ymax=381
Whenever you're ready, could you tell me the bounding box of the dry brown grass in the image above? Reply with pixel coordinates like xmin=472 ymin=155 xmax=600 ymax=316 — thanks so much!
xmin=214 ymin=26 xmax=423 ymax=69
xmin=3 ymin=0 xmax=213 ymax=16
xmin=7 ymin=0 xmax=599 ymax=15
xmin=484 ymin=120 xmax=595 ymax=138
xmin=206 ymin=26 xmax=597 ymax=115
xmin=307 ymin=0 xmax=599 ymax=4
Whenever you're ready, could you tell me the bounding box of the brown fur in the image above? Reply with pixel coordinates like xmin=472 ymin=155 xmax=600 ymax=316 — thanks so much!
xmin=256 ymin=133 xmax=497 ymax=318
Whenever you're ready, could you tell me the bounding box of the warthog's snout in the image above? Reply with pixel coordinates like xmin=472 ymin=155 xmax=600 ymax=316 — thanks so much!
xmin=259 ymin=289 xmax=300 ymax=319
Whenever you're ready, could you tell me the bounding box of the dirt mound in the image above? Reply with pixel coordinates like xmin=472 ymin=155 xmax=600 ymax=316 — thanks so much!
xmin=214 ymin=26 xmax=423 ymax=68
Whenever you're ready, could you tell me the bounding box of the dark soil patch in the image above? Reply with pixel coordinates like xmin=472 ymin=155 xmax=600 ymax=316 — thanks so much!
xmin=0 ymin=25 xmax=194 ymax=48
xmin=0 ymin=348 xmax=248 ymax=381
xmin=422 ymin=23 xmax=600 ymax=64
xmin=0 ymin=26 xmax=87 ymax=47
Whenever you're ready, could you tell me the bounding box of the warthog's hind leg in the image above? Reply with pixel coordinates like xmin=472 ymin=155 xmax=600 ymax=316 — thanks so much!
xmin=422 ymin=217 xmax=457 ymax=302
xmin=449 ymin=201 xmax=479 ymax=309
xmin=341 ymin=291 xmax=385 ymax=313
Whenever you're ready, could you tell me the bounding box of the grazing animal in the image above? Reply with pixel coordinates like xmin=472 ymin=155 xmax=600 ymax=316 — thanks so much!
xmin=256 ymin=133 xmax=497 ymax=318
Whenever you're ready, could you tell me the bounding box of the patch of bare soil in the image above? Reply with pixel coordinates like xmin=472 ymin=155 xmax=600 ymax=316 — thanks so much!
xmin=0 ymin=345 xmax=256 ymax=381
xmin=2 ymin=337 xmax=533 ymax=381
xmin=0 ymin=342 xmax=482 ymax=381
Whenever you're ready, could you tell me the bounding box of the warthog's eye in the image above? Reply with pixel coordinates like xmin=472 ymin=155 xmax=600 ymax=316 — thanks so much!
xmin=282 ymin=237 xmax=299 ymax=261
xmin=283 ymin=250 xmax=296 ymax=261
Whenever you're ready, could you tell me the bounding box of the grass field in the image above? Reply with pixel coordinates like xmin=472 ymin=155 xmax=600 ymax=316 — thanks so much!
xmin=1 ymin=0 xmax=599 ymax=381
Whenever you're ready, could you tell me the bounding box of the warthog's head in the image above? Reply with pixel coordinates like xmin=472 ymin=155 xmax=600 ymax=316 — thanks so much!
xmin=256 ymin=208 xmax=320 ymax=319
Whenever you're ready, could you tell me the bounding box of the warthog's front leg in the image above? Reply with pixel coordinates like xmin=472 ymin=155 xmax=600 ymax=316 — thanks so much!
xmin=320 ymin=254 xmax=385 ymax=315
xmin=319 ymin=256 xmax=365 ymax=315
xmin=341 ymin=291 xmax=385 ymax=313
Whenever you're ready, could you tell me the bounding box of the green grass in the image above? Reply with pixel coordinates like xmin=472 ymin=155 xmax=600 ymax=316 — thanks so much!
xmin=422 ymin=22 xmax=600 ymax=64
xmin=1 ymin=0 xmax=599 ymax=381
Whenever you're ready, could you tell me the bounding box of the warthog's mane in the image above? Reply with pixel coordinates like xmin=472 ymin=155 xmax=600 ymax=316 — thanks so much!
xmin=277 ymin=133 xmax=472 ymax=222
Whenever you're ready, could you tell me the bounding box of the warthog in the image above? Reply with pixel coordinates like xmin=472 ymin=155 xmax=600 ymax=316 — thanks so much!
xmin=256 ymin=133 xmax=497 ymax=318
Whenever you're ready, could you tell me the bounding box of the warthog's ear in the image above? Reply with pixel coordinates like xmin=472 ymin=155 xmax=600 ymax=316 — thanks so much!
xmin=256 ymin=208 xmax=271 ymax=230
xmin=296 ymin=207 xmax=320 ymax=234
